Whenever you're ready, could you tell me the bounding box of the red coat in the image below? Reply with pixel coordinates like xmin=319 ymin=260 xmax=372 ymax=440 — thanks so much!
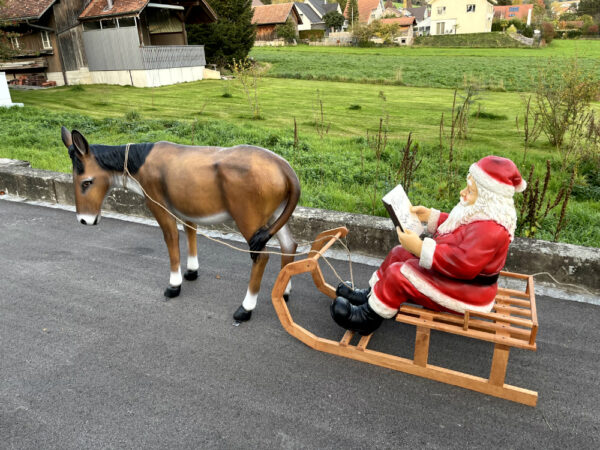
xmin=370 ymin=212 xmax=511 ymax=316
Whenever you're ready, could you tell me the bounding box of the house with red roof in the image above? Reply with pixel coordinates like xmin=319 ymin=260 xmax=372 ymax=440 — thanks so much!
xmin=252 ymin=3 xmax=302 ymax=41
xmin=494 ymin=4 xmax=533 ymax=25
xmin=380 ymin=16 xmax=416 ymax=44
xmin=0 ymin=0 xmax=67 ymax=85
xmin=0 ymin=0 xmax=217 ymax=87
xmin=344 ymin=0 xmax=385 ymax=25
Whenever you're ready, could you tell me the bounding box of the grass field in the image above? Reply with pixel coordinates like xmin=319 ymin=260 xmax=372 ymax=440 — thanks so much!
xmin=250 ymin=40 xmax=600 ymax=91
xmin=3 ymin=74 xmax=599 ymax=247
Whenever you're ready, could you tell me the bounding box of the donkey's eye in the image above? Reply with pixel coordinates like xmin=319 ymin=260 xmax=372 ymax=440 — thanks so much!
xmin=81 ymin=179 xmax=93 ymax=192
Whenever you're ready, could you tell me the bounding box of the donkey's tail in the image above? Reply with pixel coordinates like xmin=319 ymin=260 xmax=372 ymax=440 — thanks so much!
xmin=248 ymin=161 xmax=301 ymax=261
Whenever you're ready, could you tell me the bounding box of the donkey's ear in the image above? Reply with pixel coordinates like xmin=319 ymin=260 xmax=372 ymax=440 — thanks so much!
xmin=71 ymin=130 xmax=90 ymax=157
xmin=60 ymin=126 xmax=72 ymax=148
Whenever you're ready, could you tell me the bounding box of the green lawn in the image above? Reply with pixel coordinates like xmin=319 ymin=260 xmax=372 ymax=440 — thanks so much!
xmin=3 ymin=77 xmax=599 ymax=247
xmin=250 ymin=40 xmax=600 ymax=91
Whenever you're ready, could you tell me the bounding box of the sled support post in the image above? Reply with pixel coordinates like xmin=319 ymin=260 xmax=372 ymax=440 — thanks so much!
xmin=272 ymin=228 xmax=539 ymax=407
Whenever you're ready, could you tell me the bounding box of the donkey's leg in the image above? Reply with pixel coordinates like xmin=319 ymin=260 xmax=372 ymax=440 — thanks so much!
xmin=233 ymin=252 xmax=270 ymax=322
xmin=147 ymin=203 xmax=182 ymax=299
xmin=276 ymin=224 xmax=297 ymax=302
xmin=183 ymin=221 xmax=199 ymax=281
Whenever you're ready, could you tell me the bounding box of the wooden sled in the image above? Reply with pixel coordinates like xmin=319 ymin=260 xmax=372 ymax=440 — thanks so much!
xmin=271 ymin=227 xmax=539 ymax=406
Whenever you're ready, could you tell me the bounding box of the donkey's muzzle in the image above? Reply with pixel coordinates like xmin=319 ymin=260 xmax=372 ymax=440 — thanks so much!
xmin=77 ymin=214 xmax=100 ymax=225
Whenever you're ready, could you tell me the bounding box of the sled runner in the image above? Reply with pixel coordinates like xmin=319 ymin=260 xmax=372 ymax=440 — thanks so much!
xmin=271 ymin=227 xmax=539 ymax=406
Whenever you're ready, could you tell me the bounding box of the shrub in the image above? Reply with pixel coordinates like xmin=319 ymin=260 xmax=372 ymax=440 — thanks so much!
xmin=542 ymin=22 xmax=555 ymax=43
xmin=522 ymin=25 xmax=534 ymax=38
xmin=275 ymin=19 xmax=298 ymax=43
xmin=584 ymin=24 xmax=599 ymax=35
xmin=509 ymin=18 xmax=524 ymax=30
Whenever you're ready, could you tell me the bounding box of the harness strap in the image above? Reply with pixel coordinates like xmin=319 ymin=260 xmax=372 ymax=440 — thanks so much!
xmin=122 ymin=143 xmax=132 ymax=190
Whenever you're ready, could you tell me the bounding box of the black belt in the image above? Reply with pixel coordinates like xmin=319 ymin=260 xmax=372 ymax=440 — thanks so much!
xmin=467 ymin=273 xmax=500 ymax=285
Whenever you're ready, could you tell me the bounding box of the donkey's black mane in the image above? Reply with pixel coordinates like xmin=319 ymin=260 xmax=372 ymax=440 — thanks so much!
xmin=69 ymin=143 xmax=155 ymax=175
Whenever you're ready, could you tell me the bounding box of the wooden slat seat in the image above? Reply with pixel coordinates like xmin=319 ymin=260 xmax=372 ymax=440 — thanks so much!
xmin=396 ymin=272 xmax=538 ymax=351
xmin=272 ymin=228 xmax=539 ymax=406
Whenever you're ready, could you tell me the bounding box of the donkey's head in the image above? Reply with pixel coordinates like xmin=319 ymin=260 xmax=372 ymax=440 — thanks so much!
xmin=61 ymin=127 xmax=111 ymax=225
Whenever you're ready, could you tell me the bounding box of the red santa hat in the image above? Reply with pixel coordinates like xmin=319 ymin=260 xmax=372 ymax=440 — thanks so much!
xmin=469 ymin=156 xmax=526 ymax=197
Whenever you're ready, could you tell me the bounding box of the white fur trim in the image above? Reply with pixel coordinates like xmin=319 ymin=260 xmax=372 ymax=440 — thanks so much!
xmin=470 ymin=163 xmax=515 ymax=198
xmin=400 ymin=264 xmax=495 ymax=314
xmin=419 ymin=238 xmax=436 ymax=270
xmin=368 ymin=290 xmax=398 ymax=319
xmin=369 ymin=271 xmax=380 ymax=288
xmin=515 ymin=178 xmax=527 ymax=193
xmin=427 ymin=208 xmax=441 ymax=234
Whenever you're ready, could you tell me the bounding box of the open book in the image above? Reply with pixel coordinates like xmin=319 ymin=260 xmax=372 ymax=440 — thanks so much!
xmin=382 ymin=184 xmax=424 ymax=235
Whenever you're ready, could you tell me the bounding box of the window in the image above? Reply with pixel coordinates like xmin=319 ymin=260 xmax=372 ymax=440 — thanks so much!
xmin=117 ymin=17 xmax=136 ymax=28
xmin=509 ymin=13 xmax=515 ymax=17
xmin=467 ymin=4 xmax=476 ymax=13
xmin=101 ymin=19 xmax=117 ymax=29
xmin=509 ymin=7 xmax=519 ymax=12
xmin=41 ymin=31 xmax=52 ymax=49
xmin=9 ymin=37 xmax=20 ymax=49
xmin=437 ymin=7 xmax=446 ymax=15
xmin=436 ymin=22 xmax=445 ymax=34
xmin=83 ymin=21 xmax=101 ymax=31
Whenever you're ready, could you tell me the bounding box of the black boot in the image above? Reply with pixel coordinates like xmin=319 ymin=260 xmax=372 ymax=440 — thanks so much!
xmin=336 ymin=281 xmax=371 ymax=306
xmin=330 ymin=297 xmax=383 ymax=336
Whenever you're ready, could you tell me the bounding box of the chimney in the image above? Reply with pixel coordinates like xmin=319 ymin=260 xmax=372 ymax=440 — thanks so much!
xmin=406 ymin=0 xmax=413 ymax=9
xmin=106 ymin=0 xmax=113 ymax=10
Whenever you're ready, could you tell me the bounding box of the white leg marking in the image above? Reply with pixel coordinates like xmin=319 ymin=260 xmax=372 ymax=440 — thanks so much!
xmin=284 ymin=280 xmax=292 ymax=296
xmin=187 ymin=256 xmax=199 ymax=271
xmin=170 ymin=268 xmax=182 ymax=287
xmin=242 ymin=289 xmax=258 ymax=311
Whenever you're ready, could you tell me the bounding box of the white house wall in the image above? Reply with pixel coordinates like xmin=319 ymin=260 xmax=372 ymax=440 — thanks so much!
xmin=429 ymin=0 xmax=493 ymax=35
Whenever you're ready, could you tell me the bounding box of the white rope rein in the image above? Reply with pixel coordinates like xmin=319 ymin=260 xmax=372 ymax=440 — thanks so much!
xmin=122 ymin=145 xmax=356 ymax=289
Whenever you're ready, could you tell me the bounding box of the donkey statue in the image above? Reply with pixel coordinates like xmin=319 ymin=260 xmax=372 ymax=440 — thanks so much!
xmin=61 ymin=127 xmax=300 ymax=321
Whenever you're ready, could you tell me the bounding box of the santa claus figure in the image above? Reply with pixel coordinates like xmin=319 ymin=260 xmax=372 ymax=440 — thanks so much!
xmin=331 ymin=156 xmax=527 ymax=336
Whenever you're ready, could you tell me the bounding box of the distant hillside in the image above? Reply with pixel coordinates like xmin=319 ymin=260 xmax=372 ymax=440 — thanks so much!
xmin=414 ymin=32 xmax=529 ymax=48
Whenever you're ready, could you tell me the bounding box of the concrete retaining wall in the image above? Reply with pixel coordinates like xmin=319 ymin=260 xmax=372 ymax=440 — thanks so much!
xmin=1 ymin=160 xmax=598 ymax=295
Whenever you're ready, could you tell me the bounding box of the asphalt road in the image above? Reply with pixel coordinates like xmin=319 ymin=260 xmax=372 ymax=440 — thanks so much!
xmin=1 ymin=200 xmax=599 ymax=449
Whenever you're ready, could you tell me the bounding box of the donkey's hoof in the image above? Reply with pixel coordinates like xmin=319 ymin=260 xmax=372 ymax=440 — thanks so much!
xmin=164 ymin=285 xmax=181 ymax=298
xmin=283 ymin=293 xmax=290 ymax=303
xmin=233 ymin=305 xmax=252 ymax=322
xmin=184 ymin=269 xmax=198 ymax=281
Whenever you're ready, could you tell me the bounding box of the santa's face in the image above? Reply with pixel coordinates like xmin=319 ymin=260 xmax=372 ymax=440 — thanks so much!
xmin=460 ymin=176 xmax=478 ymax=206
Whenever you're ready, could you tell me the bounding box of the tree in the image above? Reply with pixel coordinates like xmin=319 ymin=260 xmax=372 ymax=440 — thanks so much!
xmin=496 ymin=0 xmax=513 ymax=5
xmin=578 ymin=0 xmax=600 ymax=17
xmin=335 ymin=0 xmax=348 ymax=13
xmin=186 ymin=0 xmax=255 ymax=69
xmin=275 ymin=18 xmax=297 ymax=43
xmin=347 ymin=0 xmax=359 ymax=27
xmin=323 ymin=11 xmax=345 ymax=31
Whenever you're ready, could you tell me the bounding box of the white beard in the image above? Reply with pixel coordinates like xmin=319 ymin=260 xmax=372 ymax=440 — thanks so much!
xmin=437 ymin=186 xmax=517 ymax=240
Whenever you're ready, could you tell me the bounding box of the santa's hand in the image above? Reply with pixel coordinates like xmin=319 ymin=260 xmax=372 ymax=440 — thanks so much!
xmin=397 ymin=228 xmax=423 ymax=257
xmin=410 ymin=205 xmax=431 ymax=223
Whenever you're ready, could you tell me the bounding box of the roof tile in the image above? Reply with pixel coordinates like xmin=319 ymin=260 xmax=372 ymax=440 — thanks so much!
xmin=252 ymin=3 xmax=296 ymax=25
xmin=0 ymin=0 xmax=56 ymax=21
xmin=79 ymin=0 xmax=148 ymax=20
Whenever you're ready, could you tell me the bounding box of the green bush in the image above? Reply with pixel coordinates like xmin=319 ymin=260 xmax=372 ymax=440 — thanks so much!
xmin=509 ymin=19 xmax=524 ymax=31
xmin=522 ymin=26 xmax=534 ymax=38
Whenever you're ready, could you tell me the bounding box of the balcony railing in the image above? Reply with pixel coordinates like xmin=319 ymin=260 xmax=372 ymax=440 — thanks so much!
xmin=140 ymin=45 xmax=206 ymax=70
